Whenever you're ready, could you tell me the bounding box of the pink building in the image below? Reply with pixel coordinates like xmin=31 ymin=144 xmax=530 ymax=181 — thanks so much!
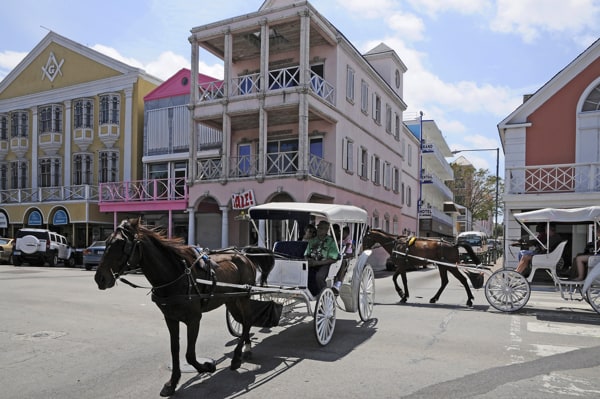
xmin=187 ymin=0 xmax=418 ymax=249
xmin=499 ymin=38 xmax=600 ymax=269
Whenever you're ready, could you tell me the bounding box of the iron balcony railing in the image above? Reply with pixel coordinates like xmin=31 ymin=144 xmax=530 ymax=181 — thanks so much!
xmin=506 ymin=162 xmax=600 ymax=194
xmin=196 ymin=152 xmax=333 ymax=182
xmin=99 ymin=178 xmax=187 ymax=203
xmin=0 ymin=185 xmax=99 ymax=203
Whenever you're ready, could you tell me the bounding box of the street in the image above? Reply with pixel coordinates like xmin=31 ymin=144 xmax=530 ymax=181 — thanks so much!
xmin=1 ymin=262 xmax=600 ymax=398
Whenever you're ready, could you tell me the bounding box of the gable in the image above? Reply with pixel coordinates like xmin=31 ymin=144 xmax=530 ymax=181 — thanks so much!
xmin=0 ymin=42 xmax=123 ymax=99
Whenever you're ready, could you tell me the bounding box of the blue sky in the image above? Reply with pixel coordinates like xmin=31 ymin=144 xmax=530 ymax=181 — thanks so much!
xmin=1 ymin=0 xmax=599 ymax=176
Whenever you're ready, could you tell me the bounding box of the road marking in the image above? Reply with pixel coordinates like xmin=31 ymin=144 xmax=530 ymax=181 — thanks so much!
xmin=530 ymin=344 xmax=579 ymax=357
xmin=507 ymin=315 xmax=524 ymax=364
xmin=528 ymin=321 xmax=600 ymax=338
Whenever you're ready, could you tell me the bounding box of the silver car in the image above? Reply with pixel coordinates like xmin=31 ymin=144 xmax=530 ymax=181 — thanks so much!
xmin=83 ymin=241 xmax=106 ymax=270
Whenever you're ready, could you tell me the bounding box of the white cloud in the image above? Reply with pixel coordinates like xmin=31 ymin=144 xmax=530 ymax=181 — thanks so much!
xmin=0 ymin=50 xmax=27 ymax=81
xmin=407 ymin=0 xmax=492 ymax=17
xmin=491 ymin=0 xmax=600 ymax=43
xmin=144 ymin=51 xmax=189 ymax=80
xmin=385 ymin=11 xmax=426 ymax=41
xmin=337 ymin=0 xmax=397 ymax=19
xmin=91 ymin=44 xmax=145 ymax=69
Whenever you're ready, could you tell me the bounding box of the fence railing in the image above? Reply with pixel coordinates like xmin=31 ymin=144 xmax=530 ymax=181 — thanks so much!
xmin=99 ymin=178 xmax=187 ymax=203
xmin=0 ymin=185 xmax=99 ymax=203
xmin=506 ymin=162 xmax=600 ymax=194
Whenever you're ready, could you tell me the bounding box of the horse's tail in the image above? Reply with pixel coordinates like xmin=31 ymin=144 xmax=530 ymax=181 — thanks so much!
xmin=241 ymin=246 xmax=275 ymax=286
xmin=456 ymin=243 xmax=481 ymax=265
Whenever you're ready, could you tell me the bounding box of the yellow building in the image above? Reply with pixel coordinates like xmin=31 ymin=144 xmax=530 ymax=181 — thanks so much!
xmin=0 ymin=32 xmax=161 ymax=247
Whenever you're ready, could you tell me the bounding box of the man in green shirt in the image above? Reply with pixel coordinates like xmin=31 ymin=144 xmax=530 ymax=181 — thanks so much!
xmin=305 ymin=220 xmax=339 ymax=296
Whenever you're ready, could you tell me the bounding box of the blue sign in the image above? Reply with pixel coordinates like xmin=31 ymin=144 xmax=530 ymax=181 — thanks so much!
xmin=28 ymin=210 xmax=42 ymax=226
xmin=53 ymin=210 xmax=68 ymax=225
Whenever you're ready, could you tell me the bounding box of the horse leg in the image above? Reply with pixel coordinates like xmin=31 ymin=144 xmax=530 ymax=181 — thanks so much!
xmin=230 ymin=323 xmax=252 ymax=370
xmin=430 ymin=268 xmax=449 ymax=304
xmin=451 ymin=269 xmax=475 ymax=307
xmin=184 ymin=317 xmax=217 ymax=375
xmin=393 ymin=268 xmax=409 ymax=303
xmin=160 ymin=318 xmax=181 ymax=397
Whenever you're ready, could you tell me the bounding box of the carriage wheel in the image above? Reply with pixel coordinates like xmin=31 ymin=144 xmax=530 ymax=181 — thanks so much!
xmin=314 ymin=287 xmax=336 ymax=346
xmin=585 ymin=276 xmax=600 ymax=314
xmin=484 ymin=270 xmax=530 ymax=312
xmin=225 ymin=309 xmax=243 ymax=337
xmin=358 ymin=264 xmax=375 ymax=321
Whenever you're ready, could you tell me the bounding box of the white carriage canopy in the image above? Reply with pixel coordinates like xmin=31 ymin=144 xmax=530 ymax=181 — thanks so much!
xmin=513 ymin=206 xmax=600 ymax=224
xmin=248 ymin=202 xmax=368 ymax=224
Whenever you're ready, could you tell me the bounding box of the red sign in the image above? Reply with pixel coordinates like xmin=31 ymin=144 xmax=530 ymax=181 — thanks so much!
xmin=232 ymin=189 xmax=256 ymax=210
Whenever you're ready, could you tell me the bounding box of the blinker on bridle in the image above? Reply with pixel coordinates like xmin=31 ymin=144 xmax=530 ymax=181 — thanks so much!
xmin=108 ymin=226 xmax=140 ymax=279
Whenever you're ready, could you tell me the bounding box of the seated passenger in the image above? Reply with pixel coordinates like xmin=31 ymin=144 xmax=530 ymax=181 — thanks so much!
xmin=570 ymin=237 xmax=600 ymax=281
xmin=513 ymin=223 xmax=562 ymax=276
xmin=305 ymin=220 xmax=339 ymax=296
xmin=302 ymin=224 xmax=316 ymax=241
xmin=333 ymin=226 xmax=354 ymax=293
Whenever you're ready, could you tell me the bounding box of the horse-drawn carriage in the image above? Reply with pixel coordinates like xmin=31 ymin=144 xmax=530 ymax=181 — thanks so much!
xmin=225 ymin=202 xmax=375 ymax=346
xmin=485 ymin=206 xmax=600 ymax=314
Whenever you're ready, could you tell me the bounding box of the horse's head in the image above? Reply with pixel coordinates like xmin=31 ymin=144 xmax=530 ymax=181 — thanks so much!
xmin=94 ymin=218 xmax=142 ymax=290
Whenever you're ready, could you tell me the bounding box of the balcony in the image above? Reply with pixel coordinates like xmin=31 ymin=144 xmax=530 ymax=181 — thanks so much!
xmin=199 ymin=65 xmax=336 ymax=106
xmin=99 ymin=177 xmax=187 ymax=203
xmin=99 ymin=123 xmax=120 ymax=148
xmin=0 ymin=139 xmax=8 ymax=160
xmin=38 ymin=131 xmax=63 ymax=156
xmin=73 ymin=127 xmax=94 ymax=151
xmin=418 ymin=206 xmax=454 ymax=225
xmin=506 ymin=162 xmax=600 ymax=194
xmin=0 ymin=185 xmax=98 ymax=204
xmin=10 ymin=136 xmax=29 ymax=158
xmin=196 ymin=152 xmax=333 ymax=182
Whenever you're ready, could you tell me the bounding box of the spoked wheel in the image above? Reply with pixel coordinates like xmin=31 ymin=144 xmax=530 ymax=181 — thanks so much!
xmin=358 ymin=264 xmax=375 ymax=321
xmin=225 ymin=309 xmax=243 ymax=337
xmin=585 ymin=276 xmax=600 ymax=314
xmin=484 ymin=269 xmax=530 ymax=312
xmin=314 ymin=287 xmax=336 ymax=346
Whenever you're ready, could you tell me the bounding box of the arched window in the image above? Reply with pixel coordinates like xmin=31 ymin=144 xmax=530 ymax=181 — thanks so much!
xmin=582 ymin=83 xmax=600 ymax=112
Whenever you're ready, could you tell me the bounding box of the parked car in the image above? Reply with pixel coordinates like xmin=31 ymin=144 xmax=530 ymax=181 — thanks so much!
xmin=83 ymin=240 xmax=106 ymax=270
xmin=0 ymin=238 xmax=14 ymax=264
xmin=12 ymin=228 xmax=75 ymax=267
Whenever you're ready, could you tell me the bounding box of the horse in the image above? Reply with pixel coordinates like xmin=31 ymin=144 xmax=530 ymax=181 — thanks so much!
xmin=94 ymin=218 xmax=275 ymax=397
xmin=363 ymin=229 xmax=481 ymax=307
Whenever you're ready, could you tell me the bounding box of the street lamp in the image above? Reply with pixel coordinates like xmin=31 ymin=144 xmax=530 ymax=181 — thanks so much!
xmin=450 ymin=147 xmax=500 ymax=247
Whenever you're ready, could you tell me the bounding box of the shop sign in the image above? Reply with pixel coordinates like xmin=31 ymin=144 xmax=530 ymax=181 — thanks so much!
xmin=232 ymin=189 xmax=256 ymax=210
xmin=53 ymin=210 xmax=68 ymax=225
xmin=28 ymin=210 xmax=43 ymax=226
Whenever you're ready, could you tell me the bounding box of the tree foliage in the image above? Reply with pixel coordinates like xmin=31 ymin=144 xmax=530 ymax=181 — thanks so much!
xmin=449 ymin=163 xmax=504 ymax=221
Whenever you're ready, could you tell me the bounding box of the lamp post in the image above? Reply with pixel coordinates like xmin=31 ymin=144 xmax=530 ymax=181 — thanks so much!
xmin=450 ymin=147 xmax=500 ymax=247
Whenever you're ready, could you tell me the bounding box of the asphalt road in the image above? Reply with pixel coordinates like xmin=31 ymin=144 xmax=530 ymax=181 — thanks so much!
xmin=1 ymin=262 xmax=600 ymax=398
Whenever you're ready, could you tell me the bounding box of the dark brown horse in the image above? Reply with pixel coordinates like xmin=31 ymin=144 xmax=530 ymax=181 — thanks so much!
xmin=363 ymin=229 xmax=481 ymax=307
xmin=94 ymin=218 xmax=275 ymax=397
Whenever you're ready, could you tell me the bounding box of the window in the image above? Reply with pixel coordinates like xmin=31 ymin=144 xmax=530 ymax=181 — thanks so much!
xmin=359 ymin=147 xmax=368 ymax=178
xmin=267 ymin=139 xmax=298 ymax=175
xmin=393 ymin=218 xmax=398 ymax=235
xmin=100 ymin=94 xmax=120 ymax=125
xmin=346 ymin=66 xmax=355 ymax=102
xmin=407 ymin=144 xmax=412 ymax=166
xmin=342 ymin=137 xmax=354 ymax=173
xmin=10 ymin=111 xmax=28 ymax=138
xmin=0 ymin=163 xmax=7 ymax=190
xmin=582 ymin=83 xmax=600 ymax=111
xmin=371 ymin=155 xmax=380 ymax=185
xmin=401 ymin=182 xmax=405 ymax=204
xmin=383 ymin=161 xmax=391 ymax=189
xmin=73 ymin=154 xmax=93 ymax=185
xmin=237 ymin=143 xmax=252 ymax=176
xmin=373 ymin=94 xmax=381 ymax=124
xmin=392 ymin=166 xmax=399 ymax=193
xmin=74 ymin=99 xmax=94 ymax=129
xmin=99 ymin=151 xmax=119 ymax=183
xmin=361 ymin=80 xmax=368 ymax=114
xmin=407 ymin=186 xmax=412 ymax=206
xmin=10 ymin=161 xmax=27 ymax=189
xmin=394 ymin=113 xmax=400 ymax=139
xmin=39 ymin=158 xmax=61 ymax=187
xmin=372 ymin=212 xmax=379 ymax=229
xmin=39 ymin=104 xmax=63 ymax=133
xmin=385 ymin=104 xmax=392 ymax=133
xmin=0 ymin=115 xmax=7 ymax=140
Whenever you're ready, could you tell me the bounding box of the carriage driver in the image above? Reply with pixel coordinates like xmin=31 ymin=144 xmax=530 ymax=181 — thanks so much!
xmin=305 ymin=220 xmax=339 ymax=296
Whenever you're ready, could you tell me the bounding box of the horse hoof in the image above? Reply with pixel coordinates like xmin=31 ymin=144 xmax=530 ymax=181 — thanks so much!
xmin=230 ymin=359 xmax=242 ymax=370
xmin=467 ymin=299 xmax=473 ymax=308
xmin=203 ymin=361 xmax=216 ymax=373
xmin=160 ymin=383 xmax=176 ymax=397
xmin=400 ymin=297 xmax=408 ymax=303
xmin=429 ymin=298 xmax=437 ymax=304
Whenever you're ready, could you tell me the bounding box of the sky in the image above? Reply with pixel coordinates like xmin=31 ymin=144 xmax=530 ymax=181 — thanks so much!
xmin=1 ymin=0 xmax=599 ymax=178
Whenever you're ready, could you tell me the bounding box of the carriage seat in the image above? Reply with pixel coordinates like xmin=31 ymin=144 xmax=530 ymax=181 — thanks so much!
xmin=273 ymin=241 xmax=309 ymax=259
xmin=528 ymin=240 xmax=568 ymax=283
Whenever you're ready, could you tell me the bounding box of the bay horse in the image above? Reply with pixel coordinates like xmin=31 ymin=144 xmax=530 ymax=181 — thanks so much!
xmin=94 ymin=218 xmax=275 ymax=397
xmin=363 ymin=229 xmax=481 ymax=307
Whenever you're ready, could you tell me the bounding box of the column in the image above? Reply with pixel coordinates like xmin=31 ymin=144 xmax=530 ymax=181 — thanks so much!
xmin=220 ymin=205 xmax=229 ymax=248
xmin=257 ymin=20 xmax=269 ymax=181
xmin=63 ymin=100 xmax=72 ymax=187
xmin=189 ymin=37 xmax=199 ymax=183
xmin=187 ymin=207 xmax=196 ymax=246
xmin=298 ymin=11 xmax=311 ymax=175
xmin=123 ymin=87 xmax=133 ymax=182
xmin=31 ymin=107 xmax=38 ymax=188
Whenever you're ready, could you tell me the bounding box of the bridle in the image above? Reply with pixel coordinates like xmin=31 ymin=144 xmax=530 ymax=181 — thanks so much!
xmin=106 ymin=225 xmax=142 ymax=280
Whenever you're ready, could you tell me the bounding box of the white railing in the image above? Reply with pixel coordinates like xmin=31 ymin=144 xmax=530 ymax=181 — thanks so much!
xmin=231 ymin=73 xmax=261 ymax=96
xmin=507 ymin=162 xmax=600 ymax=194
xmin=197 ymin=158 xmax=223 ymax=180
xmin=199 ymin=81 xmax=225 ymax=101
xmin=268 ymin=67 xmax=300 ymax=90
xmin=99 ymin=178 xmax=187 ymax=203
xmin=0 ymin=185 xmax=99 ymax=203
xmin=309 ymin=71 xmax=335 ymax=105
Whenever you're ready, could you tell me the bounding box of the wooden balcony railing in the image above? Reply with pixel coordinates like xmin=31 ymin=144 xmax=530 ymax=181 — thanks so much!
xmin=506 ymin=162 xmax=600 ymax=194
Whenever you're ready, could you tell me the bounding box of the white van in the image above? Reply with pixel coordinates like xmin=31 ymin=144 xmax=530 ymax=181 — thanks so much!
xmin=456 ymin=231 xmax=489 ymax=263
